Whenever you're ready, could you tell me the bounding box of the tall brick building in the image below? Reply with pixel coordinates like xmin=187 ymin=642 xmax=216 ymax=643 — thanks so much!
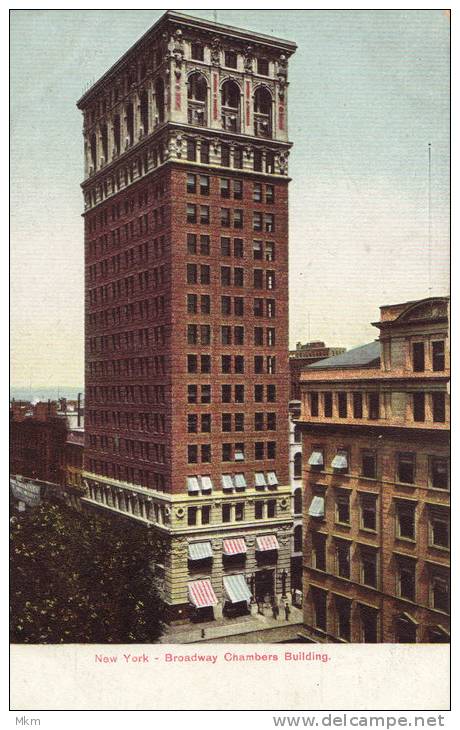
xmin=78 ymin=11 xmax=296 ymax=621
xmin=297 ymin=297 xmax=450 ymax=643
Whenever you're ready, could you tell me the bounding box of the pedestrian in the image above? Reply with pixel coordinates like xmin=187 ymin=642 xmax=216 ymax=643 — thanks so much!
xmin=272 ymin=602 xmax=279 ymax=620
xmin=284 ymin=601 xmax=291 ymax=621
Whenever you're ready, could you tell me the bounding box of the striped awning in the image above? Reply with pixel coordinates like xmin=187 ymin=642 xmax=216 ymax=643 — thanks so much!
xmin=223 ymin=538 xmax=247 ymax=556
xmin=267 ymin=471 xmax=278 ymax=486
xmin=331 ymin=452 xmax=348 ymax=470
xmin=188 ymin=579 xmax=218 ymax=608
xmin=223 ymin=574 xmax=252 ymax=604
xmin=255 ymin=472 xmax=267 ymax=487
xmin=256 ymin=534 xmax=280 ymax=551
xmin=187 ymin=476 xmax=200 ymax=493
xmin=188 ymin=542 xmax=213 ymax=560
xmin=308 ymin=451 xmax=324 ymax=467
xmin=308 ymin=495 xmax=325 ymax=517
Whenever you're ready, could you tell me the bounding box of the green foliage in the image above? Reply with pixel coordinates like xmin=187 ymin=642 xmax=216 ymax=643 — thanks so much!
xmin=10 ymin=498 xmax=166 ymax=643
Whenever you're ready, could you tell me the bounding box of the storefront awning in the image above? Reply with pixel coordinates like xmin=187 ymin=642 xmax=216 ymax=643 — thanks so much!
xmin=223 ymin=538 xmax=247 ymax=556
xmin=188 ymin=542 xmax=213 ymax=561
xmin=256 ymin=534 xmax=279 ymax=551
xmin=267 ymin=471 xmax=278 ymax=486
xmin=188 ymin=579 xmax=218 ymax=608
xmin=308 ymin=495 xmax=325 ymax=517
xmin=223 ymin=574 xmax=252 ymax=604
xmin=234 ymin=473 xmax=247 ymax=489
xmin=201 ymin=476 xmax=213 ymax=492
xmin=308 ymin=451 xmax=323 ymax=467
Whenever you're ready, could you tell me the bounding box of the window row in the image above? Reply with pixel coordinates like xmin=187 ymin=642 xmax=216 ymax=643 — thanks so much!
xmin=88 ymin=325 xmax=167 ymax=353
xmin=187 ymin=441 xmax=277 ymax=464
xmin=88 ymin=266 xmax=166 ymax=306
xmin=88 ymin=435 xmax=166 ymax=463
xmin=85 ymin=410 xmax=165 ymax=433
xmin=87 ymin=297 xmax=165 ymax=330
xmin=186 ymin=470 xmax=278 ymax=495
xmin=88 ymin=355 xmax=165 ymax=378
xmin=187 ymin=383 xmax=277 ymax=404
xmin=85 ymin=383 xmax=165 ymax=406
xmin=308 ymin=445 xmax=449 ymax=490
xmin=87 ymin=232 xmax=166 ymax=262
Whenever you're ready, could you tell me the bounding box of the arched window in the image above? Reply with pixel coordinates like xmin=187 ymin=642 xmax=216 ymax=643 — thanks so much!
xmin=113 ymin=115 xmax=121 ymax=155
xmin=254 ymin=86 xmax=272 ymax=138
xmin=293 ymin=487 xmax=302 ymax=514
xmin=155 ymin=78 xmax=165 ymax=124
xmin=221 ymin=79 xmax=240 ymax=132
xmin=140 ymin=89 xmax=149 ymax=136
xmin=187 ymin=72 xmax=207 ymax=126
xmin=294 ymin=525 xmax=303 ymax=552
xmin=294 ymin=452 xmax=302 ymax=479
xmin=126 ymin=103 xmax=134 ymax=146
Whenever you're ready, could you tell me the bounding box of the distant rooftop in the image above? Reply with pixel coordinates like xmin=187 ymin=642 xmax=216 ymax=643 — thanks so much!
xmin=306 ymin=341 xmax=381 ymax=370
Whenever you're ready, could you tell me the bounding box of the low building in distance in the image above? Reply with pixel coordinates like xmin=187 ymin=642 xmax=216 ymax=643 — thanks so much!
xmin=297 ymin=296 xmax=450 ymax=643
xmin=289 ymin=342 xmax=346 ymax=400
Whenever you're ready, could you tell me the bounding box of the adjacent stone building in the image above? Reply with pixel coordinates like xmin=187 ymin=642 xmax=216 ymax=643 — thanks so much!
xmin=298 ymin=297 xmax=450 ymax=643
xmin=289 ymin=341 xmax=346 ymax=400
xmin=78 ymin=11 xmax=297 ymax=622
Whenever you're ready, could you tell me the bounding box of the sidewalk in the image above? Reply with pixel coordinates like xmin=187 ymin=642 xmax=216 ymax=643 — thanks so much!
xmin=159 ymin=605 xmax=304 ymax=644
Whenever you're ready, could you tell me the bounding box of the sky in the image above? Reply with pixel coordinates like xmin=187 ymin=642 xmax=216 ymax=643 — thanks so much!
xmin=10 ymin=9 xmax=450 ymax=389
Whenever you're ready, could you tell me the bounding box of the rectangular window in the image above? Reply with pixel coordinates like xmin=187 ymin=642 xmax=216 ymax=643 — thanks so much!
xmin=187 ymin=324 xmax=198 ymax=344
xmin=324 ymin=392 xmax=333 ymax=417
xmin=191 ymin=43 xmax=204 ymax=61
xmin=220 ymin=178 xmax=230 ymax=198
xmin=234 ymin=355 xmax=245 ymax=373
xmin=221 ymin=208 xmax=231 ymax=227
xmin=187 ymin=385 xmax=197 ymax=404
xmin=336 ymin=597 xmax=351 ymax=641
xmin=267 ymin=413 xmax=276 ymax=431
xmin=254 ymin=149 xmax=263 ymax=172
xmin=187 ymin=139 xmax=196 ymax=161
xmin=222 ymin=503 xmax=231 ymax=523
xmin=200 ymin=235 xmax=210 ymax=255
xmin=235 ymin=413 xmax=245 ymax=432
xmin=255 ymin=442 xmax=264 ymax=460
xmin=187 ymin=354 xmax=198 ymax=373
xmin=253 ymin=183 xmax=262 ymax=202
xmin=430 ymin=457 xmax=449 ymax=490
xmin=396 ymin=500 xmax=416 ymax=541
xmin=221 ymin=326 xmax=232 ymax=345
xmin=199 ymin=175 xmax=210 ymax=196
xmin=267 ymin=384 xmax=276 ymax=402
xmin=254 ymin=270 xmax=264 ymax=289
xmin=222 ymin=384 xmax=232 ymax=403
xmin=312 ymin=588 xmax=327 ymax=632
xmin=255 ymin=501 xmax=264 ymax=519
xmin=222 ymin=443 xmax=232 ymax=461
xmin=234 ymin=297 xmax=244 ymax=316
xmin=201 ymin=294 xmax=211 ymax=314
xmin=235 ymin=385 xmax=245 ymax=403
xmin=266 ymin=153 xmax=275 ymax=174
xmin=360 ymin=494 xmax=377 ymax=531
xmin=221 ymin=355 xmax=232 ymax=373
xmin=361 ymin=548 xmax=378 ymax=588
xmin=412 ymin=342 xmax=425 ymax=372
xmin=234 ymin=268 xmax=244 ymax=286
xmin=360 ymin=605 xmax=378 ymax=643
xmin=254 ymin=355 xmax=264 ymax=374
xmin=187 ymin=294 xmax=197 ymax=313
xmin=257 ymin=58 xmax=269 ymax=75
xmin=265 ymin=241 xmax=275 ymax=261
xmin=225 ymin=50 xmax=237 ymax=68
xmin=336 ymin=540 xmax=351 ymax=579
xmin=222 ymin=413 xmax=232 ymax=432
xmin=200 ymin=141 xmax=209 ymax=164
xmin=266 ymin=184 xmax=275 ymax=204
xmin=432 ymin=340 xmax=445 ymax=371
xmin=255 ymin=384 xmax=264 ymax=403
xmin=221 ymin=236 xmax=231 ymax=256
xmin=338 ymin=392 xmax=347 ymax=418
xmin=253 ymin=240 xmax=263 ymax=260
xmin=398 ymin=452 xmax=415 ymax=484
xmin=186 ymin=204 xmax=197 ymax=224
xmin=413 ymin=392 xmax=425 ymax=422
xmin=429 ymin=510 xmax=449 ymax=549
xmin=266 ymin=270 xmax=275 ymax=290
xmin=221 ymin=144 xmax=230 ymax=167
xmin=253 ymin=212 xmax=263 ymax=231
xmin=312 ymin=533 xmax=327 ymax=571
xmin=432 ymin=393 xmax=446 ymax=422
xmin=431 ymin=574 xmax=449 ymax=613
xmin=221 ymin=266 xmax=231 ymax=286
xmin=353 ymin=392 xmax=363 ymax=418
xmin=200 ymin=355 xmax=211 ymax=373
xmin=187 ymin=414 xmax=198 ymax=433
xmin=200 ymin=265 xmax=210 ymax=284
xmin=267 ymin=499 xmax=276 ymax=518
xmin=265 ymin=214 xmax=275 ymax=232
xmin=397 ymin=559 xmax=415 ymax=601
xmin=187 ymin=506 xmax=197 ymax=525
xmin=233 ymin=147 xmax=243 ymax=169
xmin=310 ymin=392 xmax=319 ymax=416
xmin=234 ymin=238 xmax=244 ymax=258
xmin=201 ymin=384 xmax=211 ymax=404
xmin=233 ymin=180 xmax=243 ymax=200
xmin=201 ymin=444 xmax=211 ymax=462
xmin=200 ymin=206 xmax=210 ymax=225
xmin=187 ymin=233 xmax=197 ymax=254
xmin=335 ymin=492 xmax=350 ymax=525
xmin=234 ymin=326 xmax=244 ymax=345
xmin=188 ymin=445 xmax=198 ymax=464
xmin=235 ymin=502 xmax=244 ymax=521
xmin=201 ymin=505 xmax=211 ymax=524
xmin=221 ymin=296 xmax=232 ymax=315
xmin=362 ymin=450 xmax=376 ymax=479
xmin=187 ymin=173 xmax=196 ymax=194
xmin=368 ymin=393 xmax=380 ymax=420
xmin=201 ymin=414 xmax=211 ymax=433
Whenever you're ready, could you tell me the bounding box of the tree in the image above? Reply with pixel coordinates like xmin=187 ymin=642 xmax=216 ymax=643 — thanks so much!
xmin=10 ymin=497 xmax=166 ymax=643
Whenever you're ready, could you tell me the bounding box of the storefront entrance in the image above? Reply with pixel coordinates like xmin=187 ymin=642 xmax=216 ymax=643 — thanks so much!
xmin=255 ymin=569 xmax=275 ymax=602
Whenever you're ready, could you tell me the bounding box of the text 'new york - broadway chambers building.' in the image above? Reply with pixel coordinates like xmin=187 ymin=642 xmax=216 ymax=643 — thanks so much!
xmin=78 ymin=11 xmax=297 ymax=622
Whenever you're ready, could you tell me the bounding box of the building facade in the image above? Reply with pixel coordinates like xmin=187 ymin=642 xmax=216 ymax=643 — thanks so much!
xmin=298 ymin=297 xmax=450 ymax=643
xmin=289 ymin=399 xmax=303 ymax=599
xmin=78 ymin=11 xmax=296 ymax=622
xmin=289 ymin=341 xmax=346 ymax=400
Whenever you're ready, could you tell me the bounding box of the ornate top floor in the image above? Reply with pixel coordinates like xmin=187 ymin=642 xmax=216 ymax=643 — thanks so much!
xmin=77 ymin=11 xmax=297 ymax=185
